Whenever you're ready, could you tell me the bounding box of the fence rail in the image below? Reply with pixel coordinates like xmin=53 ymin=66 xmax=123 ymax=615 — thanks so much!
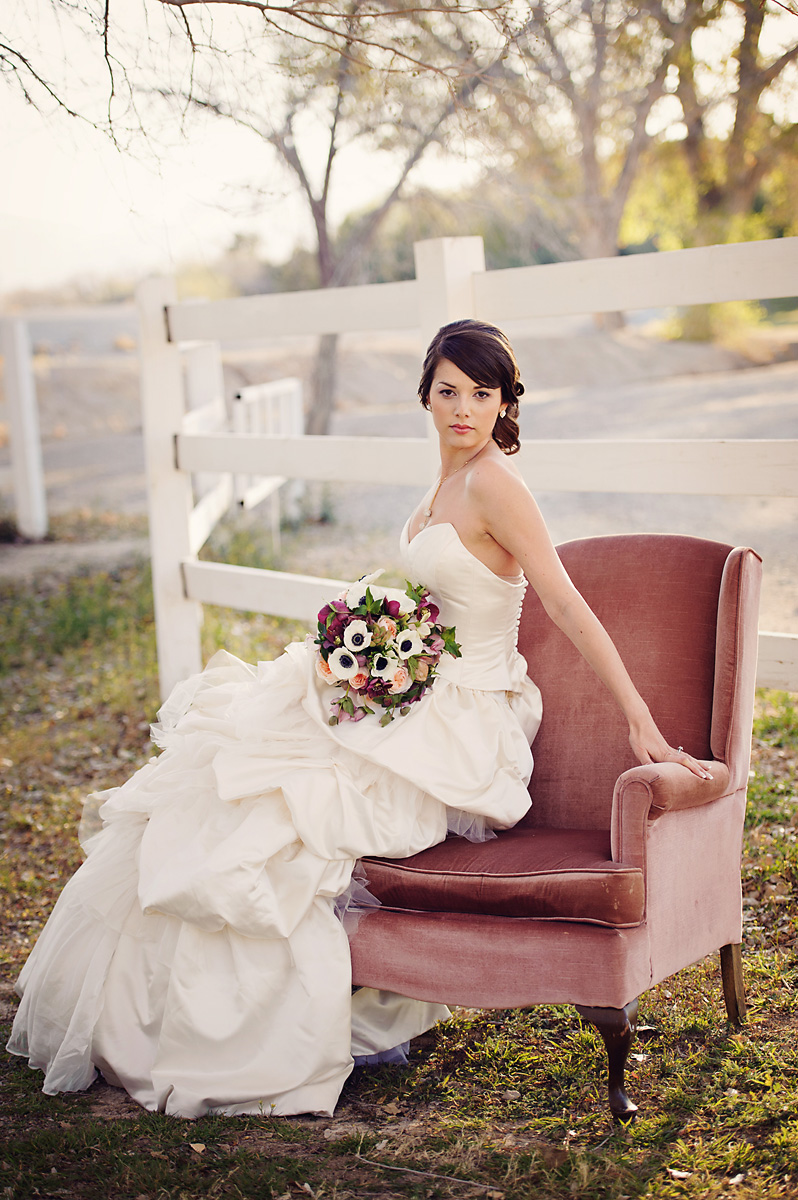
xmin=176 ymin=433 xmax=798 ymax=498
xmin=137 ymin=235 xmax=798 ymax=699
xmin=167 ymin=279 xmax=418 ymax=343
xmin=475 ymin=237 xmax=798 ymax=320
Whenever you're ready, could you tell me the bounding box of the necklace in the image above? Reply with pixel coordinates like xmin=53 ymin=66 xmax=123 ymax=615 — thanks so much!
xmin=419 ymin=442 xmax=489 ymax=530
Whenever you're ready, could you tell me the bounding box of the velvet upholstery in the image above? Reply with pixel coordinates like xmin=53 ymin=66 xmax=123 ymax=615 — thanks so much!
xmin=515 ymin=535 xmax=733 ymax=831
xmin=711 ymin=548 xmax=763 ymax=791
xmin=351 ymin=908 xmax=655 ymax=1010
xmin=351 ymin=534 xmax=762 ymax=1020
xmin=363 ymin=827 xmax=645 ymax=926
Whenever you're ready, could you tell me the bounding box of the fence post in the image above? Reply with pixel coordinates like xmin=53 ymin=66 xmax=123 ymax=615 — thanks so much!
xmin=412 ymin=237 xmax=486 ymax=449
xmin=413 ymin=237 xmax=486 ymax=348
xmin=1 ymin=319 xmax=47 ymax=539
xmin=182 ymin=340 xmax=227 ymax=502
xmin=136 ymin=277 xmax=203 ymax=701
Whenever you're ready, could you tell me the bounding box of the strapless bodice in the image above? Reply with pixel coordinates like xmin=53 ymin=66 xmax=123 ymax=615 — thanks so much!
xmin=400 ymin=520 xmax=530 ymax=692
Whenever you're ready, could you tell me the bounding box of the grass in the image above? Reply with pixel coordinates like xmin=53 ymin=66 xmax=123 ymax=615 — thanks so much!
xmin=0 ymin=552 xmax=796 ymax=1199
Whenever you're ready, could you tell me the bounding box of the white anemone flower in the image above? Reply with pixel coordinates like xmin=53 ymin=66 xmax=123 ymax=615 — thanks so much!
xmin=370 ymin=651 xmax=399 ymax=681
xmin=381 ymin=587 xmax=417 ymax=616
xmin=345 ymin=571 xmax=385 ymax=609
xmin=328 ymin=646 xmax=362 ymax=681
xmin=343 ymin=619 xmax=372 ymax=652
xmin=393 ymin=629 xmax=424 ymax=660
xmin=344 ymin=571 xmax=415 ymax=616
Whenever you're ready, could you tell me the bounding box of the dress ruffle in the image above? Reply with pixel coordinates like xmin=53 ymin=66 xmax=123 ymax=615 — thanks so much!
xmin=9 ymin=639 xmax=539 ymax=1118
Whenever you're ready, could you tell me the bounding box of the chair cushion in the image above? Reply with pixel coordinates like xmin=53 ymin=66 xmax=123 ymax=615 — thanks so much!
xmin=361 ymin=827 xmax=645 ymax=928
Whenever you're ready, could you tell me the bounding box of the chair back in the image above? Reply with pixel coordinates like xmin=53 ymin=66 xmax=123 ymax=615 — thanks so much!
xmin=515 ymin=533 xmax=758 ymax=831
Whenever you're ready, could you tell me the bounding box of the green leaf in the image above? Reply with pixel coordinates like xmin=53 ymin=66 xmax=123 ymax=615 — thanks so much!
xmin=442 ymin=627 xmax=462 ymax=658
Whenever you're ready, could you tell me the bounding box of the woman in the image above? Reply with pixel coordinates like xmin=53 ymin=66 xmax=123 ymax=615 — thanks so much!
xmin=8 ymin=319 xmax=711 ymax=1119
xmin=414 ymin=321 xmax=714 ymax=772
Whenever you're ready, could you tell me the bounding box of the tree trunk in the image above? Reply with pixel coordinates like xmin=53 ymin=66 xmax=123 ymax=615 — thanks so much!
xmin=305 ymin=332 xmax=339 ymax=437
xmin=302 ymin=331 xmax=340 ymax=522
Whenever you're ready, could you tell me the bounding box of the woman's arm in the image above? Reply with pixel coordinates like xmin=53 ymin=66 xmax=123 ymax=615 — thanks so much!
xmin=471 ymin=460 xmax=713 ymax=780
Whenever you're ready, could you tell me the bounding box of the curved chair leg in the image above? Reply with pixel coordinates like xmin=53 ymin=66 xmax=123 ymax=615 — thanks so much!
xmin=720 ymin=943 xmax=747 ymax=1025
xmin=575 ymin=998 xmax=639 ymax=1123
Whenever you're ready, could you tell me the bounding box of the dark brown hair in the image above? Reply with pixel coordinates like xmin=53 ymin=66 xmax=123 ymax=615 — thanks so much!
xmin=417 ymin=319 xmax=524 ymax=455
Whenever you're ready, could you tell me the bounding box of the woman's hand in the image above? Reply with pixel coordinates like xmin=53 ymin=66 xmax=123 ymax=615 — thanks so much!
xmin=628 ymin=714 xmax=714 ymax=781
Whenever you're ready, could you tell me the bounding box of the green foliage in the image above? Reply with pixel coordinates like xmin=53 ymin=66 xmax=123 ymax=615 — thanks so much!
xmin=753 ymin=691 xmax=798 ymax=750
xmin=0 ymin=561 xmax=155 ymax=675
xmin=743 ymin=690 xmax=797 ymax=954
xmin=660 ymin=300 xmax=767 ymax=345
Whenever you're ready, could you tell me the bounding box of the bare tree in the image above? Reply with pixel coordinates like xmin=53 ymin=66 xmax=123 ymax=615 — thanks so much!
xmin=672 ymin=0 xmax=798 ymax=244
xmin=1 ymin=0 xmax=528 ymax=129
xmin=146 ymin=5 xmax=520 ymax=432
xmin=488 ymin=1 xmax=797 ymax=273
xmin=3 ymin=1 xmax=537 ymax=433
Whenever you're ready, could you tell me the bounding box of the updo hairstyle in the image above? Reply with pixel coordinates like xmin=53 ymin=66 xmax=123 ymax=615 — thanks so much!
xmin=418 ymin=319 xmax=524 ymax=455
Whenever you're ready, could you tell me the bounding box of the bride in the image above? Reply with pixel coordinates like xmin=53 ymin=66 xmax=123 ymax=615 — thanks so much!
xmin=7 ymin=318 xmax=711 ymax=1119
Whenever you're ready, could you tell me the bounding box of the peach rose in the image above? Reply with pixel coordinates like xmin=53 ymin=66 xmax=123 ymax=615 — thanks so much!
xmin=414 ymin=659 xmax=429 ymax=682
xmin=350 ymin=670 xmax=369 ymax=690
xmin=389 ymin=665 xmax=412 ymax=694
xmin=315 ymin=656 xmax=337 ymax=685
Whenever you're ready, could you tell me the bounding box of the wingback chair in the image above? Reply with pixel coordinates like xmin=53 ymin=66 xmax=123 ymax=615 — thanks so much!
xmin=349 ymin=533 xmax=762 ymax=1120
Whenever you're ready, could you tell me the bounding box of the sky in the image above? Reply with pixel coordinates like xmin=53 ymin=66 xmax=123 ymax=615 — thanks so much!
xmin=2 ymin=89 xmax=302 ymax=294
xmin=0 ymin=1 xmax=479 ymax=298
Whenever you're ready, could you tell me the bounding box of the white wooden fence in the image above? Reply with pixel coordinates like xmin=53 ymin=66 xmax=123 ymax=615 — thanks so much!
xmin=137 ymin=236 xmax=798 ymax=700
xmin=0 ymin=319 xmax=47 ymax=539
xmin=1 ymin=305 xmax=139 ymax=538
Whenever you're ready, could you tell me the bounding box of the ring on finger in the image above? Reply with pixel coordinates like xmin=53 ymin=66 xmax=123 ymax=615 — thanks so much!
xmin=676 ymin=745 xmax=684 ymax=754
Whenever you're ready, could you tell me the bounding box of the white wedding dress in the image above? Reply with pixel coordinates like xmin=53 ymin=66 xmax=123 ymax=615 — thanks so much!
xmin=8 ymin=520 xmax=542 ymax=1118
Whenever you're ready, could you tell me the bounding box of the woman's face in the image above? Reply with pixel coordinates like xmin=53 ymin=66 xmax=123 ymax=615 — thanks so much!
xmin=426 ymin=358 xmax=503 ymax=454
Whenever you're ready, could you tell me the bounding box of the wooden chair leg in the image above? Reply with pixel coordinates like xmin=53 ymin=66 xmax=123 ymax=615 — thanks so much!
xmin=720 ymin=943 xmax=747 ymax=1025
xmin=575 ymin=998 xmax=639 ymax=1123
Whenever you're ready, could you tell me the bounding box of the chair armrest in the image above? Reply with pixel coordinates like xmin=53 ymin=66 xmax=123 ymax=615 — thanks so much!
xmin=611 ymin=760 xmax=731 ymax=869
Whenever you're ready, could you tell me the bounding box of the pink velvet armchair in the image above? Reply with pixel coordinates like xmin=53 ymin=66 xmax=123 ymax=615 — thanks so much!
xmin=349 ymin=533 xmax=762 ymax=1120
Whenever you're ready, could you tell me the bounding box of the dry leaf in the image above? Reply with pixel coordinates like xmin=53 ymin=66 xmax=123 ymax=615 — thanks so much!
xmin=667 ymin=1168 xmax=692 ymax=1180
xmin=189 ymin=1143 xmax=205 ymax=1153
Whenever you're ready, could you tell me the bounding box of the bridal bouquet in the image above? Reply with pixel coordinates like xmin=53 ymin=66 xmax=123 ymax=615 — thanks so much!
xmin=314 ymin=571 xmax=461 ymax=726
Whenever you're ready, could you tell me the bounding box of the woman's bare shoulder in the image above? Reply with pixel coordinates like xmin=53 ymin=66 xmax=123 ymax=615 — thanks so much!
xmin=469 ymin=451 xmax=529 ymax=503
